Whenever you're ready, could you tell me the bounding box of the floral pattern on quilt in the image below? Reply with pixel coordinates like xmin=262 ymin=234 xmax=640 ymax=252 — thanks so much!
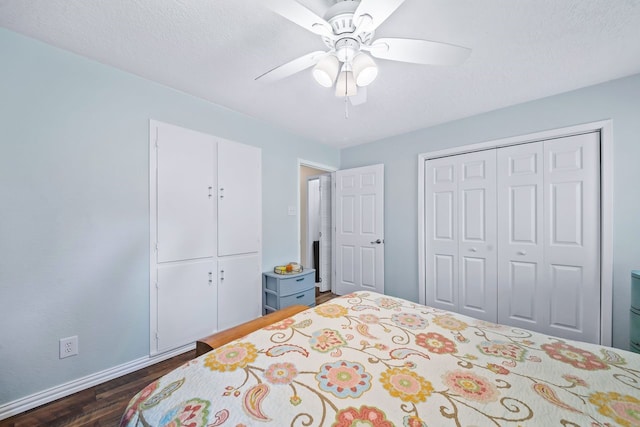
xmin=121 ymin=291 xmax=640 ymax=427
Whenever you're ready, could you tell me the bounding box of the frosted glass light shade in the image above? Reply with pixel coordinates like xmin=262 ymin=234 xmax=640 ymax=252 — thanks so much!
xmin=312 ymin=55 xmax=340 ymax=88
xmin=352 ymin=53 xmax=378 ymax=86
xmin=335 ymin=71 xmax=357 ymax=97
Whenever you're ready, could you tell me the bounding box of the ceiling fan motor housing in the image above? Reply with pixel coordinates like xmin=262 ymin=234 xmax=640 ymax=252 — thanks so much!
xmin=322 ymin=0 xmax=374 ymax=49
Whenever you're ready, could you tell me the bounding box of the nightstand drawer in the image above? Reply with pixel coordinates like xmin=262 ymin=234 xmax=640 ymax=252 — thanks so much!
xmin=278 ymin=272 xmax=315 ymax=296
xmin=280 ymin=288 xmax=315 ymax=308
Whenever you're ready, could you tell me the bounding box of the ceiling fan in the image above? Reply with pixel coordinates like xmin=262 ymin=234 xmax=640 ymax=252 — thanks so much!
xmin=256 ymin=0 xmax=471 ymax=102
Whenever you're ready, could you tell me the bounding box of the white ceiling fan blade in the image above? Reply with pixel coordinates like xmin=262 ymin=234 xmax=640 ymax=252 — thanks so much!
xmin=353 ymin=0 xmax=405 ymax=33
xmin=367 ymin=38 xmax=471 ymax=65
xmin=256 ymin=51 xmax=328 ymax=83
xmin=266 ymin=0 xmax=333 ymax=38
xmin=350 ymin=85 xmax=367 ymax=106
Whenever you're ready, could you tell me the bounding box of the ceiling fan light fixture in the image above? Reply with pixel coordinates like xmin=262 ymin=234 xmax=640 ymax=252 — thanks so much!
xmin=352 ymin=53 xmax=378 ymax=86
xmin=312 ymin=55 xmax=340 ymax=88
xmin=335 ymin=70 xmax=357 ymax=97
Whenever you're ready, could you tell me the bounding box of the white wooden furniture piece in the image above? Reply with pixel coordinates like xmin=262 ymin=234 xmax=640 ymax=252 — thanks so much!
xmin=150 ymin=120 xmax=261 ymax=355
xmin=262 ymin=269 xmax=315 ymax=315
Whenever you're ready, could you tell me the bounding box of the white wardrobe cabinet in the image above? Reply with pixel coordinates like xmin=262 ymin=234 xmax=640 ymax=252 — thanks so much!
xmin=150 ymin=120 xmax=262 ymax=355
xmin=426 ymin=132 xmax=601 ymax=343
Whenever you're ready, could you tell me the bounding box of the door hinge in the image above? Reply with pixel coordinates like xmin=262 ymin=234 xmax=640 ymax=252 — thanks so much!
xmin=155 ymin=281 xmax=159 ymax=289
xmin=154 ymin=128 xmax=159 ymax=148
xmin=155 ymin=243 xmax=159 ymax=253
xmin=155 ymin=332 xmax=159 ymax=342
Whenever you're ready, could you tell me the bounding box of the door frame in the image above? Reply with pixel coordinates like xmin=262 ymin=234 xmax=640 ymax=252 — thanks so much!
xmin=297 ymin=160 xmax=337 ymax=269
xmin=417 ymin=120 xmax=613 ymax=346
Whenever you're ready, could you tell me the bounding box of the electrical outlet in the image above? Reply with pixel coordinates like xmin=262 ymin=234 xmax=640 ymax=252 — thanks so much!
xmin=59 ymin=336 xmax=78 ymax=359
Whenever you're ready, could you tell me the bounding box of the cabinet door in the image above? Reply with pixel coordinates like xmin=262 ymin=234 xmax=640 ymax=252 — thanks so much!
xmin=218 ymin=254 xmax=261 ymax=330
xmin=156 ymin=260 xmax=217 ymax=353
xmin=156 ymin=124 xmax=215 ymax=262
xmin=218 ymin=140 xmax=261 ymax=256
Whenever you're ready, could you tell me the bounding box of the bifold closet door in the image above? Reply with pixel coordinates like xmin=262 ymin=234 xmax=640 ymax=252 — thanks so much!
xmin=457 ymin=150 xmax=497 ymax=321
xmin=426 ymin=150 xmax=497 ymax=322
xmin=497 ymin=142 xmax=545 ymax=330
xmin=543 ymin=133 xmax=600 ymax=343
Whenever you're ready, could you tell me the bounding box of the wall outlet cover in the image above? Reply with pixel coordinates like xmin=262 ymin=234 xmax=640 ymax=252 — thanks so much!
xmin=59 ymin=336 xmax=79 ymax=359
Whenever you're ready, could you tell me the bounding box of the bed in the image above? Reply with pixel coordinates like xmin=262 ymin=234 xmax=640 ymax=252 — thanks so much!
xmin=121 ymin=291 xmax=640 ymax=426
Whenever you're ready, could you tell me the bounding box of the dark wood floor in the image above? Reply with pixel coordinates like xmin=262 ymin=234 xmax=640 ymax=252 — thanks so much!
xmin=2 ymin=292 xmax=337 ymax=427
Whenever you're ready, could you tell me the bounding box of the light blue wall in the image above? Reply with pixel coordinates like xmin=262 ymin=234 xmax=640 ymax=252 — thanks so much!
xmin=0 ymin=28 xmax=339 ymax=406
xmin=342 ymin=72 xmax=640 ymax=351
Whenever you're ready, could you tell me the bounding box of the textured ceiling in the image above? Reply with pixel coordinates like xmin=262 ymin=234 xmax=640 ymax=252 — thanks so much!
xmin=1 ymin=0 xmax=640 ymax=147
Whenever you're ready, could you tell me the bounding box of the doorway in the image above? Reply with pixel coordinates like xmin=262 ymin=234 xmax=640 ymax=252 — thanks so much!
xmin=299 ymin=162 xmax=335 ymax=292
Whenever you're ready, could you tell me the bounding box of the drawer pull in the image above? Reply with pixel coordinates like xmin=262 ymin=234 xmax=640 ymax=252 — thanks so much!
xmin=296 ymin=294 xmax=305 ymax=299
xmin=296 ymin=278 xmax=304 ymax=282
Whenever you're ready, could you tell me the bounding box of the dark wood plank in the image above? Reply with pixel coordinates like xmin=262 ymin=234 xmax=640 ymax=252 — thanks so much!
xmin=2 ymin=292 xmax=338 ymax=426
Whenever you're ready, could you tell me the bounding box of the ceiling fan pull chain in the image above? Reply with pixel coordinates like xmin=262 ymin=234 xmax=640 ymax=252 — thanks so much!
xmin=344 ymin=95 xmax=349 ymax=119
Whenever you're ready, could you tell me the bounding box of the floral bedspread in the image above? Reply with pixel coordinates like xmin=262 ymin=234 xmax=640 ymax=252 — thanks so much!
xmin=122 ymin=292 xmax=640 ymax=426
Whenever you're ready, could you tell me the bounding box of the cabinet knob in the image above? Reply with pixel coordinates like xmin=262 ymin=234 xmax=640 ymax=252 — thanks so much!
xmin=469 ymin=247 xmax=477 ymax=252
xmin=517 ymin=250 xmax=527 ymax=256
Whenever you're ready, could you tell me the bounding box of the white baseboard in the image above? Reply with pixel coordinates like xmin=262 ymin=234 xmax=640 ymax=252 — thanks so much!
xmin=0 ymin=343 xmax=195 ymax=421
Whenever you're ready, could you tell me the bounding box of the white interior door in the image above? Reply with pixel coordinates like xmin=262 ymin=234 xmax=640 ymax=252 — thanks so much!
xmin=156 ymin=125 xmax=215 ymax=263
xmin=217 ymin=140 xmax=261 ymax=256
xmin=458 ymin=150 xmax=497 ymax=321
xmin=334 ymin=164 xmax=384 ymax=295
xmin=543 ymin=132 xmax=600 ymax=343
xmin=497 ymin=142 xmax=545 ymax=329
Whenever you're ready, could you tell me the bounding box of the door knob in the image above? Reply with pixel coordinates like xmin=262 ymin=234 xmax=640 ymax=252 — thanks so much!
xmin=371 ymin=239 xmax=382 ymax=244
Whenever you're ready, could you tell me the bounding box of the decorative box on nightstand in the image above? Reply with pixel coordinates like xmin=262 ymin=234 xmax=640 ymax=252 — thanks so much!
xmin=262 ymin=269 xmax=315 ymax=314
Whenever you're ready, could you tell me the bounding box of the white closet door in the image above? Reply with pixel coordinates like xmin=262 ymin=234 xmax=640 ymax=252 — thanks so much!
xmin=157 ymin=260 xmax=217 ymax=353
xmin=425 ymin=157 xmax=458 ymax=311
xmin=458 ymin=150 xmax=497 ymax=321
xmin=217 ymin=141 xmax=261 ymax=256
xmin=497 ymin=142 xmax=545 ymax=329
xmin=217 ymin=254 xmax=261 ymax=330
xmin=544 ymin=132 xmax=600 ymax=343
xmin=156 ymin=125 xmax=215 ymax=263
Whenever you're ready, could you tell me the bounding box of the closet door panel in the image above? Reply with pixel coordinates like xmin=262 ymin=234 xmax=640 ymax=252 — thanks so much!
xmin=497 ymin=143 xmax=544 ymax=328
xmin=218 ymin=141 xmax=261 ymax=256
xmin=218 ymin=254 xmax=261 ymax=330
xmin=458 ymin=150 xmax=497 ymax=322
xmin=544 ymin=132 xmax=600 ymax=343
xmin=156 ymin=126 xmax=215 ymax=262
xmin=157 ymin=260 xmax=217 ymax=353
xmin=426 ymin=158 xmax=458 ymax=310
